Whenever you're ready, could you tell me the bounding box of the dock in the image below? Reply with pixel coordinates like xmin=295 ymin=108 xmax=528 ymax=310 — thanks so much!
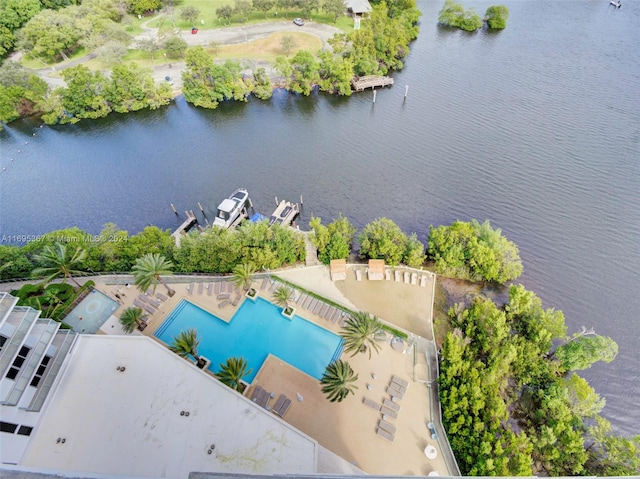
xmin=269 ymin=200 xmax=300 ymax=227
xmin=351 ymin=75 xmax=394 ymax=92
xmin=171 ymin=210 xmax=197 ymax=246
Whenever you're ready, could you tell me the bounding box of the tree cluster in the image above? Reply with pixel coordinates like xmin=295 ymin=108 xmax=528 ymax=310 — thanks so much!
xmin=40 ymin=63 xmax=171 ymax=124
xmin=181 ymin=46 xmax=253 ymax=108
xmin=173 ymin=220 xmax=306 ymax=273
xmin=438 ymin=284 xmax=636 ymax=476
xmin=427 ymin=219 xmax=523 ymax=284
xmin=0 ymin=61 xmax=48 ymax=127
xmin=438 ymin=0 xmax=508 ymax=32
xmin=309 ymin=214 xmax=356 ymax=264
xmin=359 ymin=217 xmax=424 ymax=267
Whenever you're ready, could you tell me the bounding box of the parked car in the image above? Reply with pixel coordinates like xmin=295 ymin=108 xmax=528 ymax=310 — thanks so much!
xmin=293 ymin=18 xmax=304 ymax=26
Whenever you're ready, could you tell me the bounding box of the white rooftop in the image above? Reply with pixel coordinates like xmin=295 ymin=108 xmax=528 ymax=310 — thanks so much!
xmin=19 ymin=336 xmax=317 ymax=478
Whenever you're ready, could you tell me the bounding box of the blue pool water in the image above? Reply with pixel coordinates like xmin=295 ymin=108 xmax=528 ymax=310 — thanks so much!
xmin=154 ymin=298 xmax=343 ymax=382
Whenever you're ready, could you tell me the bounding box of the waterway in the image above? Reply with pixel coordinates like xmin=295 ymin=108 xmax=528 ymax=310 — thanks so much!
xmin=1 ymin=0 xmax=639 ymax=436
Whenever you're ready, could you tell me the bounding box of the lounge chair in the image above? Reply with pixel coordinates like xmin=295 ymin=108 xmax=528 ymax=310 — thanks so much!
xmin=218 ymin=298 xmax=231 ymax=308
xmin=394 ymin=270 xmax=401 ymax=282
xmin=404 ymin=272 xmax=410 ymax=284
xmin=133 ymin=298 xmax=146 ymax=309
xmin=143 ymin=304 xmax=157 ymax=315
xmin=380 ymin=405 xmax=398 ymax=419
xmin=261 ymin=277 xmax=269 ymax=290
xmin=411 ymin=272 xmax=417 ymax=285
xmin=330 ymin=309 xmax=340 ymax=323
xmin=420 ymin=275 xmax=427 ymax=287
xmin=217 ymin=293 xmax=230 ymax=300
xmin=297 ymin=293 xmax=308 ymax=305
xmin=197 ymin=282 xmax=204 ymax=294
xmin=148 ymin=298 xmax=161 ymax=308
xmin=307 ymin=298 xmax=318 ymax=311
xmin=389 ymin=381 xmax=407 ymax=394
xmin=386 ymin=386 xmax=404 ymax=400
xmin=207 ymin=283 xmax=213 ymax=296
xmin=363 ymin=397 xmax=381 ymax=411
xmin=385 ymin=269 xmax=391 ymax=280
xmin=392 ymin=375 xmax=409 ymax=389
xmin=251 ymin=385 xmax=264 ymax=402
xmin=302 ymin=296 xmax=313 ymax=309
xmin=356 ymin=269 xmax=362 ymax=281
xmin=324 ymin=306 xmax=335 ymax=320
xmin=273 ymin=394 xmax=286 ymax=413
xmin=156 ymin=293 xmax=168 ymax=301
xmin=257 ymin=389 xmax=270 ymax=408
xmin=187 ymin=283 xmax=194 ymax=294
xmin=277 ymin=398 xmax=292 ymax=417
xmin=312 ymin=301 xmax=323 ymax=314
xmin=383 ymin=398 xmax=400 ymax=411
xmin=232 ymin=294 xmax=241 ymax=306
xmin=137 ymin=294 xmax=148 ymax=303
xmin=376 ymin=427 xmax=394 ymax=442
xmin=378 ymin=419 xmax=397 ymax=434
xmin=214 ymin=282 xmax=221 ymax=294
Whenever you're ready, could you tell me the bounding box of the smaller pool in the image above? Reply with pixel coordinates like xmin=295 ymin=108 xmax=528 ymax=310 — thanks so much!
xmin=155 ymin=298 xmax=343 ymax=382
xmin=65 ymin=289 xmax=120 ymax=334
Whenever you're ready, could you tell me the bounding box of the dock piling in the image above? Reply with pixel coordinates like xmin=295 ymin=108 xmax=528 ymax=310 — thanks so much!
xmin=275 ymin=196 xmax=279 ymax=205
xmin=171 ymin=203 xmax=178 ymax=215
xmin=198 ymin=202 xmax=205 ymax=214
xmin=300 ymin=195 xmax=303 ymax=207
xmin=405 ymin=85 xmax=409 ymax=99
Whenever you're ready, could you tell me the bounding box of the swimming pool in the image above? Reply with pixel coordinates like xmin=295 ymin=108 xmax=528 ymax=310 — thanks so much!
xmin=155 ymin=297 xmax=343 ymax=382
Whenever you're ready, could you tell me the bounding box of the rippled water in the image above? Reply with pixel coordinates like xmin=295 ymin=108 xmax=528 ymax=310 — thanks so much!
xmin=1 ymin=0 xmax=639 ymax=435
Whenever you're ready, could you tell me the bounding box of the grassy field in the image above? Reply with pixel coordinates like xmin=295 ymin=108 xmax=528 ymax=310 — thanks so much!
xmin=213 ymin=31 xmax=323 ymax=61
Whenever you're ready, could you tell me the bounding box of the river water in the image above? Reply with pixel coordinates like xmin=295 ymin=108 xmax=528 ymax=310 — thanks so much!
xmin=1 ymin=1 xmax=638 ymax=436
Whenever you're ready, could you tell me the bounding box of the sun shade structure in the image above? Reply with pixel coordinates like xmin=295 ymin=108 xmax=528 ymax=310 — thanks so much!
xmin=345 ymin=0 xmax=372 ymax=15
xmin=330 ymin=259 xmax=347 ymax=281
xmin=367 ymin=260 xmax=385 ymax=280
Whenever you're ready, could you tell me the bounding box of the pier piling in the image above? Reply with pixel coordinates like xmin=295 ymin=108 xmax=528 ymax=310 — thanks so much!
xmin=373 ymin=89 xmax=377 ymax=103
xmin=405 ymin=85 xmax=409 ymax=99
xmin=171 ymin=203 xmax=178 ymax=215
xmin=198 ymin=202 xmax=204 ymax=214
xmin=275 ymin=196 xmax=279 ymax=205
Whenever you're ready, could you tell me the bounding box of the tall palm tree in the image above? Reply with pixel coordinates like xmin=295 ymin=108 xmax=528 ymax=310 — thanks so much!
xmin=231 ymin=263 xmax=255 ymax=292
xmin=273 ymin=285 xmax=294 ymax=313
xmin=216 ymin=356 xmax=252 ymax=392
xmin=340 ymin=311 xmax=384 ymax=359
xmin=119 ymin=307 xmax=148 ymax=334
xmin=132 ymin=253 xmax=175 ymax=297
xmin=170 ymin=328 xmax=206 ymax=368
xmin=320 ymin=359 xmax=358 ymax=402
xmin=32 ymin=242 xmax=87 ymax=289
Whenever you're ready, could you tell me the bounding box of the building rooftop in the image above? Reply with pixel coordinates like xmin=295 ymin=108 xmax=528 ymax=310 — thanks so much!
xmin=19 ymin=336 xmax=318 ymax=478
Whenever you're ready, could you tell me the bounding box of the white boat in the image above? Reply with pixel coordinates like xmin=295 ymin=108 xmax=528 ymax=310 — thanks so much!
xmin=212 ymin=188 xmax=250 ymax=229
xmin=610 ymin=0 xmax=621 ymax=7
xmin=269 ymin=200 xmax=300 ymax=227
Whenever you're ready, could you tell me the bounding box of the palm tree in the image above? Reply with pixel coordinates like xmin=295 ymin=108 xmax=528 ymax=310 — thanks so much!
xmin=132 ymin=253 xmax=175 ymax=297
xmin=340 ymin=311 xmax=384 ymax=359
xmin=320 ymin=359 xmax=359 ymax=402
xmin=32 ymin=242 xmax=87 ymax=289
xmin=273 ymin=285 xmax=294 ymax=313
xmin=231 ymin=263 xmax=255 ymax=292
xmin=216 ymin=356 xmax=252 ymax=392
xmin=119 ymin=307 xmax=148 ymax=334
xmin=170 ymin=328 xmax=206 ymax=368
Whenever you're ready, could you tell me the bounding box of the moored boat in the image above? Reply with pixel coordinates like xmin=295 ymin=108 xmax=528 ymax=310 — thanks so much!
xmin=212 ymin=188 xmax=250 ymax=229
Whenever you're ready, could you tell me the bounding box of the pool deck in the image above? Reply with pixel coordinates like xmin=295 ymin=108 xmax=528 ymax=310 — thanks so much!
xmin=90 ymin=264 xmax=448 ymax=476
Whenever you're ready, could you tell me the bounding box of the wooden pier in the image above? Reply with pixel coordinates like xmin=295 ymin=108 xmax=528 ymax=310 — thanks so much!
xmin=171 ymin=210 xmax=197 ymax=246
xmin=351 ymin=75 xmax=394 ymax=92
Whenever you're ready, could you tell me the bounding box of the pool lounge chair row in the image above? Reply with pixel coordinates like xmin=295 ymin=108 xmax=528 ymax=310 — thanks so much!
xmin=295 ymin=293 xmax=347 ymax=326
xmin=389 ymin=270 xmax=429 ymax=288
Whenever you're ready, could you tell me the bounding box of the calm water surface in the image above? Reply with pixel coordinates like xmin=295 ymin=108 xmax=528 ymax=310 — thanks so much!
xmin=1 ymin=1 xmax=639 ymax=435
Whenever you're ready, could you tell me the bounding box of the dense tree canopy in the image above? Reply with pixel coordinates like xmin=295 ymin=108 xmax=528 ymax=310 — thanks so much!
xmin=358 ymin=217 xmax=424 ymax=267
xmin=427 ymin=219 xmax=522 ymax=283
xmin=438 ymin=0 xmax=482 ymax=32
xmin=439 ymin=285 xmax=625 ymax=476
xmin=485 ymin=4 xmax=508 ymax=29
xmin=309 ymin=214 xmax=356 ymax=264
xmin=0 ymin=61 xmax=48 ymax=127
